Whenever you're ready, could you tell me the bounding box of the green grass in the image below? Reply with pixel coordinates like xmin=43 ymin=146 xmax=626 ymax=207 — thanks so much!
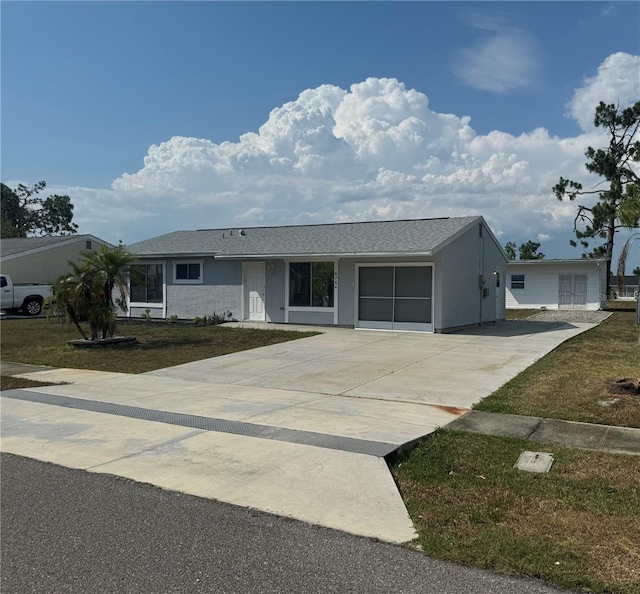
xmin=394 ymin=430 xmax=640 ymax=594
xmin=0 ymin=318 xmax=317 ymax=373
xmin=477 ymin=311 xmax=640 ymax=428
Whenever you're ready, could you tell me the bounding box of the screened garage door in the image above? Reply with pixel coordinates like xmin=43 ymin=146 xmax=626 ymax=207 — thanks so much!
xmin=357 ymin=265 xmax=433 ymax=331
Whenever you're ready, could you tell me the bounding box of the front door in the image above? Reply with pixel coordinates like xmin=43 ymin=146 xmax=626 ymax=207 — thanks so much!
xmin=244 ymin=262 xmax=266 ymax=321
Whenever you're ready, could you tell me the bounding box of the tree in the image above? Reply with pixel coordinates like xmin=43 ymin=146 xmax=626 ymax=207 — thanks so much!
xmin=518 ymin=240 xmax=545 ymax=260
xmin=1 ymin=181 xmax=78 ymax=237
xmin=48 ymin=245 xmax=135 ymax=340
xmin=553 ymin=101 xmax=640 ymax=296
xmin=518 ymin=239 xmax=544 ymax=260
xmin=634 ymin=266 xmax=640 ymax=276
xmin=615 ymin=233 xmax=640 ymax=296
xmin=504 ymin=241 xmax=517 ymax=260
xmin=504 ymin=240 xmax=545 ymax=260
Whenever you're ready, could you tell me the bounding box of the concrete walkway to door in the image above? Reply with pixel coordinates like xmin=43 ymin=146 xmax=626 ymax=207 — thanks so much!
xmin=1 ymin=319 xmax=597 ymax=544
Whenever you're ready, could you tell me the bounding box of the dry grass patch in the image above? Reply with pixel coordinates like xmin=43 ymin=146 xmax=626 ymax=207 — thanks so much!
xmin=394 ymin=430 xmax=640 ymax=594
xmin=0 ymin=318 xmax=317 ymax=374
xmin=505 ymin=309 xmax=540 ymax=320
xmin=0 ymin=376 xmax=57 ymax=391
xmin=477 ymin=311 xmax=640 ymax=427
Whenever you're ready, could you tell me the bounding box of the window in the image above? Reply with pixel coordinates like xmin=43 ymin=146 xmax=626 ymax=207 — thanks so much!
xmin=130 ymin=264 xmax=164 ymax=304
xmin=0 ymin=276 xmax=7 ymax=288
xmin=85 ymin=240 xmax=92 ymax=250
xmin=174 ymin=261 xmax=202 ymax=284
xmin=289 ymin=262 xmax=334 ymax=308
xmin=511 ymin=274 xmax=525 ymax=290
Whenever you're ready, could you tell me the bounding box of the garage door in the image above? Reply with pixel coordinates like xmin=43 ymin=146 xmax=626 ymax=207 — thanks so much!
xmin=357 ymin=265 xmax=433 ymax=331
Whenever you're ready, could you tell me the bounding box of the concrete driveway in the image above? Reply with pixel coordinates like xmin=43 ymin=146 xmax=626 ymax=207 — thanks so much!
xmin=1 ymin=319 xmax=597 ymax=544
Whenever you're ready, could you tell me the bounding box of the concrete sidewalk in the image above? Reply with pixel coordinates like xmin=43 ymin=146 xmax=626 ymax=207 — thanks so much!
xmin=2 ymin=318 xmax=625 ymax=544
xmin=448 ymin=410 xmax=640 ymax=456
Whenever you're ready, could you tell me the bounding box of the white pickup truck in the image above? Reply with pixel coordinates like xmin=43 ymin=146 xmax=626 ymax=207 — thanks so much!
xmin=0 ymin=274 xmax=53 ymax=316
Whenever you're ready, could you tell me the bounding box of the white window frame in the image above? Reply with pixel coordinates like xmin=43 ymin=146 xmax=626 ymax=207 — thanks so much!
xmin=173 ymin=260 xmax=204 ymax=285
xmin=128 ymin=261 xmax=167 ymax=314
xmin=284 ymin=259 xmax=338 ymax=324
xmin=511 ymin=274 xmax=525 ymax=290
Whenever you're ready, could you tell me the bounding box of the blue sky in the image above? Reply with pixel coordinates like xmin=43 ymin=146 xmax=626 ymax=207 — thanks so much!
xmin=2 ymin=1 xmax=639 ymax=268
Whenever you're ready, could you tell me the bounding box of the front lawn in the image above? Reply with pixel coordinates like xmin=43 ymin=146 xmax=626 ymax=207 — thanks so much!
xmin=394 ymin=430 xmax=640 ymax=594
xmin=0 ymin=318 xmax=316 ymax=374
xmin=477 ymin=311 xmax=640 ymax=428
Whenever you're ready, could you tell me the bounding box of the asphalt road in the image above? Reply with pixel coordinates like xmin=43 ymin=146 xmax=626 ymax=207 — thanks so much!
xmin=1 ymin=453 xmax=567 ymax=594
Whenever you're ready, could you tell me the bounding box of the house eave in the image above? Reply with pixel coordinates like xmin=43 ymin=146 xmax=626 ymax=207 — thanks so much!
xmin=131 ymin=252 xmax=220 ymax=259
xmin=507 ymin=259 xmax=608 ymax=265
xmin=215 ymin=251 xmax=435 ymax=260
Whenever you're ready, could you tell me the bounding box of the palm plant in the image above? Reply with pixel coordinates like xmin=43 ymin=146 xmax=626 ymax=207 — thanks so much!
xmin=47 ymin=244 xmax=135 ymax=340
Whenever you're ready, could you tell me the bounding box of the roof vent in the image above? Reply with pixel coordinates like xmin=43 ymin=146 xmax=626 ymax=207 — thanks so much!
xmin=239 ymin=229 xmax=246 ymax=236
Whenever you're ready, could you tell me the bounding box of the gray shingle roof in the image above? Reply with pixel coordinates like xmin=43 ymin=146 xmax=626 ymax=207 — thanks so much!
xmin=128 ymin=217 xmax=482 ymax=258
xmin=1 ymin=235 xmax=77 ymax=257
xmin=1 ymin=235 xmax=111 ymax=259
xmin=610 ymin=275 xmax=639 ymax=283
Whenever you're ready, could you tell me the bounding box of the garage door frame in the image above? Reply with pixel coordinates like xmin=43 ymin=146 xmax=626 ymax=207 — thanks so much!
xmin=355 ymin=263 xmax=434 ymax=332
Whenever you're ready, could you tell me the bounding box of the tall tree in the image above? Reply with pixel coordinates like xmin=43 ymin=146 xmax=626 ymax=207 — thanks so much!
xmin=553 ymin=101 xmax=640 ymax=295
xmin=1 ymin=181 xmax=78 ymax=237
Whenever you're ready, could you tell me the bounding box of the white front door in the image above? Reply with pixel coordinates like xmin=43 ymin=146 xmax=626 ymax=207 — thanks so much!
xmin=244 ymin=262 xmax=266 ymax=321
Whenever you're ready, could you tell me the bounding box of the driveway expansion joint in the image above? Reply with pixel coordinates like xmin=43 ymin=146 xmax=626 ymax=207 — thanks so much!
xmin=2 ymin=389 xmax=400 ymax=457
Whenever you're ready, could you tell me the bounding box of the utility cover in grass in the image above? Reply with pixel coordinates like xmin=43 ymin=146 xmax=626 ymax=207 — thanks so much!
xmin=515 ymin=451 xmax=554 ymax=473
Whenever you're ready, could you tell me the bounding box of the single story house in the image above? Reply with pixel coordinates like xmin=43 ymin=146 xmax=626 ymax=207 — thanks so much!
xmin=506 ymin=259 xmax=608 ymax=311
xmin=0 ymin=234 xmax=113 ymax=285
xmin=126 ymin=216 xmax=507 ymax=333
xmin=610 ymin=275 xmax=639 ymax=299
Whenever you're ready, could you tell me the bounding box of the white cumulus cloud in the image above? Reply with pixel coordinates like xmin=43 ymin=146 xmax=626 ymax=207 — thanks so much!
xmin=567 ymin=52 xmax=640 ymax=131
xmin=54 ymin=52 xmax=637 ymax=265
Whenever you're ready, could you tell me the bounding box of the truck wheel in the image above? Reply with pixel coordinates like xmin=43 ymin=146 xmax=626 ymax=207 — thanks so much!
xmin=22 ymin=298 xmax=43 ymax=316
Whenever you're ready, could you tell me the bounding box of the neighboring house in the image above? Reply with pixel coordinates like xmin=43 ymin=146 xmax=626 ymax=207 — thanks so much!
xmin=127 ymin=216 xmax=507 ymax=333
xmin=506 ymin=259 xmax=607 ymax=311
xmin=610 ymin=275 xmax=639 ymax=299
xmin=0 ymin=235 xmax=113 ymax=284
